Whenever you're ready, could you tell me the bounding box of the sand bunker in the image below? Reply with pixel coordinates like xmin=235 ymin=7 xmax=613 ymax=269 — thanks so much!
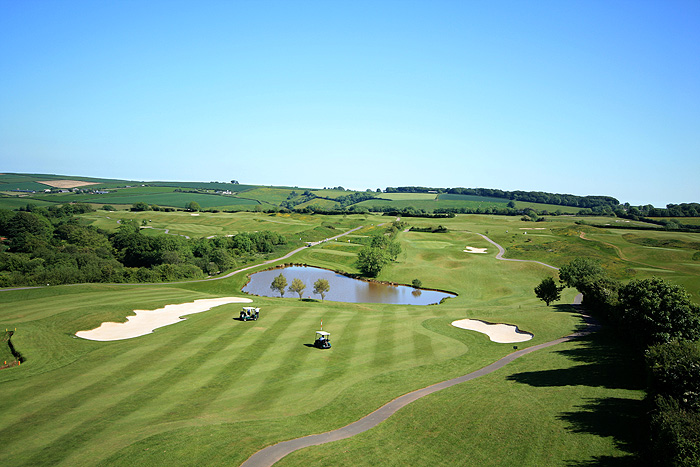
xmin=464 ymin=246 xmax=488 ymax=253
xmin=451 ymin=319 xmax=533 ymax=343
xmin=76 ymin=297 xmax=252 ymax=341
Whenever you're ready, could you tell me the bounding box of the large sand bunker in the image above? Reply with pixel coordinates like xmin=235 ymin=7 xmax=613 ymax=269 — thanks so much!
xmin=451 ymin=319 xmax=533 ymax=343
xmin=464 ymin=246 xmax=487 ymax=253
xmin=76 ymin=297 xmax=252 ymax=341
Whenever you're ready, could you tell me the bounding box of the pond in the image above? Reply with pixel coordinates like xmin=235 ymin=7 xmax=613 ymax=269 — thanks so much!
xmin=243 ymin=265 xmax=456 ymax=305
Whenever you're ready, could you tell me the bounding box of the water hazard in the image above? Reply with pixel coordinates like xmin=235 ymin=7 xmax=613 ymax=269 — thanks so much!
xmin=243 ymin=265 xmax=455 ymax=305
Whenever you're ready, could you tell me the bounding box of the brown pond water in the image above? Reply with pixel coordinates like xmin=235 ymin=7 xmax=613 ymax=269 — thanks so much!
xmin=243 ymin=265 xmax=455 ymax=305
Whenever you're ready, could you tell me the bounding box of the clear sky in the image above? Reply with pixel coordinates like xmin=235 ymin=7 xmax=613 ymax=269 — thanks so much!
xmin=1 ymin=1 xmax=698 ymax=206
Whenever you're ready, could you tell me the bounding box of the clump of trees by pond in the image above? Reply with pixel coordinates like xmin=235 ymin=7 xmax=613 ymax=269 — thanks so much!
xmin=356 ymin=221 xmax=405 ymax=277
xmin=0 ymin=204 xmax=286 ymax=287
xmin=269 ymin=273 xmax=330 ymax=301
xmin=535 ymin=259 xmax=700 ymax=465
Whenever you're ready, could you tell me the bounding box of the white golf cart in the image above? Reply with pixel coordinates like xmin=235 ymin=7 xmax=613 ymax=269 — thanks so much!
xmin=313 ymin=330 xmax=331 ymax=349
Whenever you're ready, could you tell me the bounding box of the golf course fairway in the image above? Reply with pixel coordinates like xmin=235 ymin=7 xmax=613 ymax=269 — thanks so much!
xmin=3 ymin=212 xmax=690 ymax=466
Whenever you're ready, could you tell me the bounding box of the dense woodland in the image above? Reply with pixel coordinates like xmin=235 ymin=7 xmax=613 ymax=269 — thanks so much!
xmin=536 ymin=259 xmax=700 ymax=465
xmin=0 ymin=204 xmax=286 ymax=287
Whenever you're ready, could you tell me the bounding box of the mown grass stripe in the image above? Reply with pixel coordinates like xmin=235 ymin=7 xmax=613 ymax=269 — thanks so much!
xmin=371 ymin=310 xmax=396 ymax=368
xmin=0 ymin=318 xmax=216 ymax=448
xmin=314 ymin=310 xmax=363 ymax=391
xmin=151 ymin=308 xmax=303 ymax=424
xmin=412 ymin=329 xmax=435 ymax=363
xmin=20 ymin=321 xmax=255 ymax=466
xmin=241 ymin=316 xmax=320 ymax=412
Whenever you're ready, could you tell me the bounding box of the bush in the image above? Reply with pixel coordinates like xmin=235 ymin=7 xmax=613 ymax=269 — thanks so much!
xmin=650 ymin=396 xmax=700 ymax=466
xmin=646 ymin=340 xmax=700 ymax=411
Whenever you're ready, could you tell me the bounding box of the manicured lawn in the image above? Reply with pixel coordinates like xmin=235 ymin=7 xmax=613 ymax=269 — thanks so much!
xmin=2 ymin=213 xmax=695 ymax=465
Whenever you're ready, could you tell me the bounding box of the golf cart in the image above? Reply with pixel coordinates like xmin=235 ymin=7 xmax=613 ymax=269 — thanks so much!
xmin=313 ymin=330 xmax=331 ymax=349
xmin=239 ymin=307 xmax=260 ymax=321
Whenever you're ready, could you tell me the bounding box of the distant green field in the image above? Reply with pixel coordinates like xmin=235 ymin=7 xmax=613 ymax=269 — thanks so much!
xmin=240 ymin=187 xmax=302 ymax=205
xmin=297 ymin=198 xmax=341 ymax=210
xmin=310 ymin=189 xmax=360 ymax=199
xmin=0 ymin=196 xmax=57 ymax=210
xmin=356 ymin=198 xmax=505 ymax=211
xmin=0 ymin=173 xmax=130 ymax=192
xmin=437 ymin=193 xmax=507 ymax=203
xmin=380 ymin=193 xmax=438 ymax=201
xmin=78 ymin=192 xmax=259 ymax=209
xmin=147 ymin=181 xmax=257 ymax=192
xmin=514 ymin=201 xmax=582 ymax=214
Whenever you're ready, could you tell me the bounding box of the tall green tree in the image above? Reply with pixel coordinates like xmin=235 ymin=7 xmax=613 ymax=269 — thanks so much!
xmin=619 ymin=277 xmax=700 ymax=347
xmin=185 ymin=201 xmax=201 ymax=212
xmin=534 ymin=276 xmax=563 ymax=306
xmin=313 ymin=278 xmax=330 ymax=300
xmin=558 ymin=257 xmax=605 ymax=290
xmin=646 ymin=340 xmax=700 ymax=411
xmin=270 ymin=273 xmax=288 ymax=297
xmin=289 ymin=278 xmax=306 ymax=299
xmin=357 ymin=246 xmax=389 ymax=277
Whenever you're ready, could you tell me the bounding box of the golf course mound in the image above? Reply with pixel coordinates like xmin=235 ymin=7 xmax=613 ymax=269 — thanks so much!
xmin=76 ymin=297 xmax=252 ymax=341
xmin=451 ymin=318 xmax=533 ymax=343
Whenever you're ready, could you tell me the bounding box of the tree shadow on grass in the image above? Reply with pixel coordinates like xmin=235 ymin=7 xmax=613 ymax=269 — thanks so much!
xmin=550 ymin=302 xmax=599 ymax=334
xmin=507 ymin=327 xmax=647 ymax=464
xmin=508 ymin=330 xmax=644 ymax=390
xmin=560 ymin=397 xmax=648 ymax=467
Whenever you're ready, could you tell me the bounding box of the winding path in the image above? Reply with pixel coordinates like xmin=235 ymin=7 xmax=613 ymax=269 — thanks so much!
xmin=475 ymin=232 xmax=560 ymax=270
xmin=240 ymin=234 xmax=589 ymax=467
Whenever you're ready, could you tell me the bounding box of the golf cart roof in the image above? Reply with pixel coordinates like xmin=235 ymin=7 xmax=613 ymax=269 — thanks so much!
xmin=316 ymin=331 xmax=330 ymax=336
xmin=242 ymin=307 xmax=258 ymax=311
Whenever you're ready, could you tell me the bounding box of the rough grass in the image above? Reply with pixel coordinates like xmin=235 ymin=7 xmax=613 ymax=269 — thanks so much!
xmin=2 ymin=213 xmax=697 ymax=466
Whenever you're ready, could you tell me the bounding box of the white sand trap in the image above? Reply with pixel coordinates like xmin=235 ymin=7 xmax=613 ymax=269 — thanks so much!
xmin=191 ymin=213 xmax=200 ymax=216
xmin=451 ymin=319 xmax=533 ymax=343
xmin=464 ymin=246 xmax=488 ymax=253
xmin=76 ymin=297 xmax=252 ymax=341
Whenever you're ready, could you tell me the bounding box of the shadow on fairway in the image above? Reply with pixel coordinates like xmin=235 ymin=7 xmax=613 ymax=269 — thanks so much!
xmin=560 ymin=397 xmax=647 ymax=467
xmin=507 ymin=328 xmax=646 ymax=465
xmin=507 ymin=332 xmax=643 ymax=390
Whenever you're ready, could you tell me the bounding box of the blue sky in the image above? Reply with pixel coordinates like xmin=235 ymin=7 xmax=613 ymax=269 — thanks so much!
xmin=1 ymin=1 xmax=698 ymax=206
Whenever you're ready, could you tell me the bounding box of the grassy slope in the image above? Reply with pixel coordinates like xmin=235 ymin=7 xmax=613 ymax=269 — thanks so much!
xmin=2 ymin=212 xmax=696 ymax=465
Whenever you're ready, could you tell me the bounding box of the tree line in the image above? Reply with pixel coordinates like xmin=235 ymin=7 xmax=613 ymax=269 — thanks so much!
xmin=0 ymin=204 xmax=287 ymax=287
xmin=535 ymin=260 xmax=700 ymax=465
xmin=384 ymin=186 xmax=621 ymax=208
